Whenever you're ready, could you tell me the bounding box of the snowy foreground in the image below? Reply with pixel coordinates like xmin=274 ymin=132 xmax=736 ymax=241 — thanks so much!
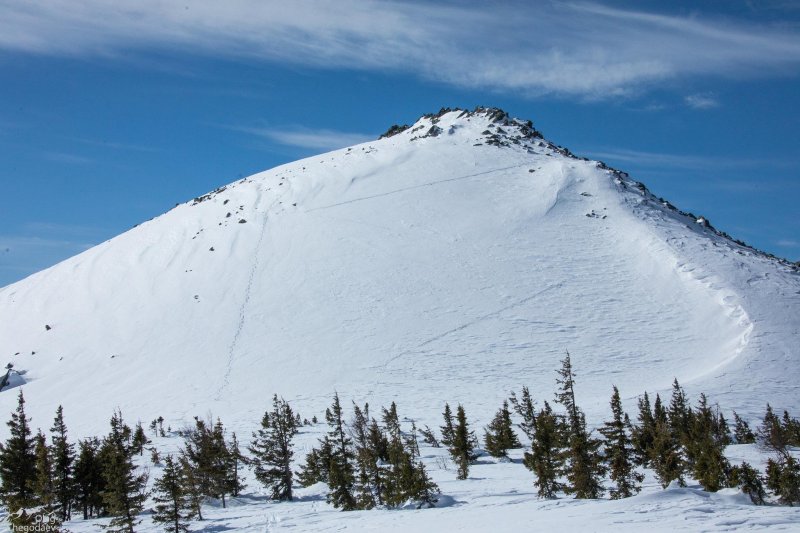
xmin=0 ymin=107 xmax=799 ymax=530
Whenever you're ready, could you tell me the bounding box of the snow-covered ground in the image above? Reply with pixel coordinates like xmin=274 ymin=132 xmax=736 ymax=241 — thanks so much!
xmin=0 ymin=108 xmax=798 ymax=530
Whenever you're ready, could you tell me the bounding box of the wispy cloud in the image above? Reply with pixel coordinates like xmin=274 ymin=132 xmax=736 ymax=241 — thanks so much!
xmin=0 ymin=1 xmax=798 ymax=98
xmin=44 ymin=152 xmax=92 ymax=165
xmin=0 ymin=235 xmax=95 ymax=286
xmin=234 ymin=126 xmax=373 ymax=151
xmin=685 ymin=93 xmax=720 ymax=109
xmin=74 ymin=138 xmax=159 ymax=152
xmin=581 ymin=147 xmax=792 ymax=170
xmin=776 ymin=239 xmax=799 ymax=247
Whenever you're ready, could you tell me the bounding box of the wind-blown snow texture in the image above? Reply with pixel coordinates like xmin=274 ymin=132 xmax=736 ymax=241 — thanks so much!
xmin=0 ymin=108 xmax=798 ymax=530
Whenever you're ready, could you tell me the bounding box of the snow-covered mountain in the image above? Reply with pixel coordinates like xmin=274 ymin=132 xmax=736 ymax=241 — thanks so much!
xmin=0 ymin=107 xmax=798 ymax=440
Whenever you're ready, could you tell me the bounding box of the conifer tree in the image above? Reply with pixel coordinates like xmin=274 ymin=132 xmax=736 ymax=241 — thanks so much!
xmin=766 ymin=456 xmax=800 ymax=505
xmin=668 ymin=379 xmax=692 ymax=447
xmin=523 ymin=402 xmax=563 ymax=499
xmin=152 ymin=455 xmax=195 ymax=533
xmin=296 ymin=439 xmax=332 ymax=488
xmin=178 ymin=455 xmax=203 ymax=521
xmin=733 ymin=411 xmax=756 ymax=444
xmin=250 ymin=395 xmax=298 ymax=501
xmin=440 ymin=403 xmax=455 ymax=447
xmin=419 ymin=425 xmax=439 ymax=448
xmin=0 ymin=390 xmax=37 ymax=512
xmin=554 ymin=352 xmax=605 ymax=499
xmin=599 ymin=387 xmax=643 ymax=499
xmin=729 ymin=462 xmax=766 ymax=505
xmin=631 ymin=392 xmax=655 ymax=466
xmin=484 ymin=401 xmax=521 ymax=458
xmin=209 ymin=419 xmax=233 ymax=508
xmin=100 ymin=410 xmax=148 ymax=533
xmin=650 ymin=418 xmax=684 ymax=488
xmin=131 ymin=422 xmax=149 ymax=457
xmin=227 ymin=432 xmax=246 ymax=498
xmin=49 ymin=405 xmax=75 ymax=521
xmin=32 ymin=430 xmax=56 ymax=514
xmin=325 ymin=393 xmax=357 ymax=510
xmin=449 ymin=405 xmax=477 ymax=480
xmin=758 ymin=404 xmax=790 ymax=459
xmin=509 ymin=386 xmax=537 ymax=442
xmin=73 ymin=438 xmax=105 ymax=519
xmin=350 ymin=403 xmax=380 ymax=509
xmin=653 ymin=393 xmax=668 ymax=426
xmin=688 ymin=394 xmax=729 ymax=492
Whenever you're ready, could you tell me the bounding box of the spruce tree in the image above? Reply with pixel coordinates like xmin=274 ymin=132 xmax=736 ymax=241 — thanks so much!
xmin=0 ymin=390 xmax=37 ymax=511
xmin=152 ymin=455 xmax=195 ymax=533
xmin=440 ymin=403 xmax=455 ymax=448
xmin=688 ymin=394 xmax=729 ymax=492
xmin=631 ymin=392 xmax=655 ymax=466
xmin=100 ymin=410 xmax=148 ymax=533
xmin=522 ymin=401 xmax=563 ymax=499
xmin=650 ymin=418 xmax=684 ymax=488
xmin=178 ymin=455 xmax=203 ymax=521
xmin=250 ymin=395 xmax=298 ymax=501
xmin=209 ymin=418 xmax=233 ymax=508
xmin=49 ymin=405 xmax=75 ymax=521
xmin=766 ymin=456 xmax=800 ymax=505
xmin=484 ymin=401 xmax=521 ymax=458
xmin=227 ymin=432 xmax=246 ymax=498
xmin=32 ymin=430 xmax=56 ymax=514
xmin=554 ymin=352 xmax=605 ymax=499
xmin=350 ymin=403 xmax=380 ymax=509
xmin=668 ymin=379 xmax=692 ymax=447
xmin=449 ymin=405 xmax=477 ymax=480
xmin=509 ymin=386 xmax=536 ymax=441
xmin=732 ymin=412 xmax=756 ymax=444
xmin=729 ymin=462 xmax=766 ymax=505
xmin=131 ymin=422 xmax=149 ymax=457
xmin=73 ymin=438 xmax=105 ymax=519
xmin=325 ymin=393 xmax=357 ymax=510
xmin=599 ymin=386 xmax=643 ymax=499
xmin=419 ymin=425 xmax=439 ymax=448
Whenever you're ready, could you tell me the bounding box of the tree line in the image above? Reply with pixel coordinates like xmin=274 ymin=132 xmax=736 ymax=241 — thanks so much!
xmin=0 ymin=352 xmax=798 ymax=532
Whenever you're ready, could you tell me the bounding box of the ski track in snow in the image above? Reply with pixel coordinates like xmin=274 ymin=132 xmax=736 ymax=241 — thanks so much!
xmin=215 ymin=186 xmax=284 ymax=401
xmin=380 ymin=280 xmax=566 ymax=372
xmin=305 ymin=162 xmax=531 ymax=212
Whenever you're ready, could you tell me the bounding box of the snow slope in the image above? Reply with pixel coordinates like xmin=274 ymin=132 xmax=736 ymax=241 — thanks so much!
xmin=0 ymin=107 xmax=797 ymax=440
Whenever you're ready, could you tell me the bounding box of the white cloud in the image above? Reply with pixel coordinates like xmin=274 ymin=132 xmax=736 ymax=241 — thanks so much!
xmin=776 ymin=239 xmax=799 ymax=247
xmin=235 ymin=126 xmax=373 ymax=151
xmin=0 ymin=1 xmax=798 ymax=98
xmin=685 ymin=93 xmax=720 ymax=109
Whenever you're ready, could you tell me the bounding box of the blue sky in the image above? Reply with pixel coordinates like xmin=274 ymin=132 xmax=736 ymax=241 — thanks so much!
xmin=0 ymin=0 xmax=799 ymax=286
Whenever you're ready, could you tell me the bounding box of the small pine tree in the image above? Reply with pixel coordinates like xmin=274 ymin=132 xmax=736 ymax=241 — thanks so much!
xmin=729 ymin=462 xmax=766 ymax=505
xmin=732 ymin=411 xmax=756 ymax=444
xmin=152 ymin=455 xmax=195 ymax=533
xmin=250 ymin=395 xmax=298 ymax=501
xmin=668 ymin=379 xmax=692 ymax=447
xmin=419 ymin=425 xmax=439 ymax=448
xmin=227 ymin=433 xmax=246 ymax=497
xmin=325 ymin=393 xmax=357 ymax=510
xmin=599 ymin=387 xmax=643 ymax=499
xmin=766 ymin=456 xmax=800 ymax=505
xmin=523 ymin=401 xmax=564 ymax=499
xmin=631 ymin=392 xmax=655 ymax=466
xmin=689 ymin=394 xmax=730 ymax=492
xmin=484 ymin=401 xmax=521 ymax=458
xmin=509 ymin=386 xmax=537 ymax=442
xmin=99 ymin=410 xmax=148 ymax=533
xmin=131 ymin=422 xmax=149 ymax=456
xmin=440 ymin=403 xmax=455 ymax=448
xmin=650 ymin=418 xmax=684 ymax=488
xmin=73 ymin=438 xmax=105 ymax=519
xmin=0 ymin=390 xmax=37 ymax=512
xmin=449 ymin=405 xmax=477 ymax=480
xmin=32 ymin=430 xmax=56 ymax=514
xmin=178 ymin=455 xmax=203 ymax=521
xmin=49 ymin=405 xmax=75 ymax=521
